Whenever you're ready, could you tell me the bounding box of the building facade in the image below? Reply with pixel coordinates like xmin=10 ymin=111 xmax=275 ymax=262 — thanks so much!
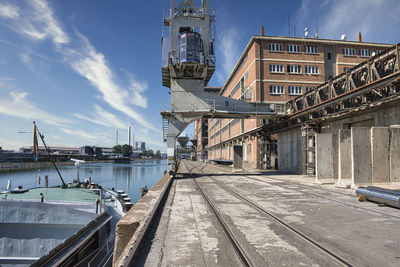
xmin=202 ymin=32 xmax=391 ymax=169
xmin=135 ymin=142 xmax=146 ymax=151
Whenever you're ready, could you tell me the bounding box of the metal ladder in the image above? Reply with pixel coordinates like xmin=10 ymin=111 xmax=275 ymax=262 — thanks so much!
xmin=162 ymin=117 xmax=168 ymax=142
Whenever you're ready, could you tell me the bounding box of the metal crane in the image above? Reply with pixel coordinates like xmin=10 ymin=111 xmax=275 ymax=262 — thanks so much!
xmin=161 ymin=0 xmax=284 ymax=174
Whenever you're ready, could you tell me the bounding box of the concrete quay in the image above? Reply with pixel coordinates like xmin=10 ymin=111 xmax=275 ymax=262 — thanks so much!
xmin=114 ymin=160 xmax=400 ymax=266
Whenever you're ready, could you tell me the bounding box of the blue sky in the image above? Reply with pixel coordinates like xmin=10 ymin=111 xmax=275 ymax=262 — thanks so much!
xmin=0 ymin=0 xmax=399 ymax=152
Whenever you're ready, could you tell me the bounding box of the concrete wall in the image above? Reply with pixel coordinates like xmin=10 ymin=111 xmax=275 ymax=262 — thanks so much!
xmin=337 ymin=129 xmax=352 ymax=187
xmin=351 ymin=127 xmax=372 ymax=187
xmin=113 ymin=173 xmax=172 ymax=267
xmin=390 ymin=127 xmax=400 ymax=182
xmin=371 ymin=127 xmax=390 ymax=183
xmin=278 ymin=127 xmax=301 ymax=173
xmin=315 ymin=133 xmax=337 ymax=182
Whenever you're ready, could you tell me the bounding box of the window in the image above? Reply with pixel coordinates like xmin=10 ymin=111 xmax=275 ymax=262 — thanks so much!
xmin=288 ymin=86 xmax=302 ymax=95
xmin=247 ymin=144 xmax=252 ymax=154
xmin=327 ymin=53 xmax=331 ymax=60
xmin=269 ymin=64 xmax=284 ymax=73
xmin=306 ymin=86 xmax=314 ymax=92
xmin=270 ymin=85 xmax=284 ymax=94
xmin=244 ymin=86 xmax=253 ymax=100
xmin=305 ymin=65 xmax=319 ymax=74
xmin=343 ymin=67 xmax=351 ymax=72
xmin=359 ymin=49 xmax=371 ymax=57
xmin=288 ymin=65 xmax=301 ymax=74
xmin=305 ymin=45 xmax=318 ymax=54
xmin=343 ymin=48 xmax=355 ymax=56
xmin=287 ymin=44 xmax=300 ymax=53
xmin=229 ymin=82 xmax=241 ymax=97
xmin=373 ymin=50 xmax=382 ymax=56
xmin=268 ymin=43 xmax=283 ymax=52
xmin=244 ymin=71 xmax=248 ymax=81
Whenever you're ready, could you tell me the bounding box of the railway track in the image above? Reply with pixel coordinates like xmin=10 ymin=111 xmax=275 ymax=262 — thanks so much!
xmin=206 ymin=163 xmax=400 ymax=220
xmin=181 ymin=161 xmax=253 ymax=267
xmin=182 ymin=160 xmax=353 ymax=267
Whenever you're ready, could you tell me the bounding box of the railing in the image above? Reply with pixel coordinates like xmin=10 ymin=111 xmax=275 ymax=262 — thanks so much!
xmin=288 ymin=42 xmax=400 ymax=115
xmin=161 ymin=99 xmax=216 ymax=113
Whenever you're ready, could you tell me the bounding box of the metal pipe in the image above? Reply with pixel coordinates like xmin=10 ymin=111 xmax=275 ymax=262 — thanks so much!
xmin=366 ymin=186 xmax=400 ymax=196
xmin=356 ymin=187 xmax=400 ymax=208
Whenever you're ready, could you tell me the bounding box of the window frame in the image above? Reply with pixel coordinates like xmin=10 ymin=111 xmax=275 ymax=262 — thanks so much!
xmin=269 ymin=64 xmax=284 ymax=73
xmin=304 ymin=45 xmax=318 ymax=54
xmin=305 ymin=65 xmax=319 ymax=75
xmin=269 ymin=85 xmax=285 ymax=95
xmin=306 ymin=86 xmax=314 ymax=92
xmin=288 ymin=86 xmax=302 ymax=95
xmin=287 ymin=44 xmax=301 ymax=53
xmin=268 ymin=43 xmax=283 ymax=52
xmin=343 ymin=47 xmax=356 ymax=56
xmin=359 ymin=49 xmax=371 ymax=57
xmin=288 ymin=65 xmax=302 ymax=74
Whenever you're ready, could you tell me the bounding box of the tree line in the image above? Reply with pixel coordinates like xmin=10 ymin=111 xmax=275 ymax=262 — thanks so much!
xmin=112 ymin=144 xmax=162 ymax=159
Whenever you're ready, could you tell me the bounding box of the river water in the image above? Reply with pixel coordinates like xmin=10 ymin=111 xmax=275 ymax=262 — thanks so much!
xmin=0 ymin=160 xmax=167 ymax=204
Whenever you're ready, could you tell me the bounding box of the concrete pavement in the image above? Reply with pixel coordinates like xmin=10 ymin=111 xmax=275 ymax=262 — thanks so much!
xmin=133 ymin=160 xmax=400 ymax=266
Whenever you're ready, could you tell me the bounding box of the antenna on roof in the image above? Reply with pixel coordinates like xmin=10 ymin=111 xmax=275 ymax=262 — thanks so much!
xmin=288 ymin=15 xmax=290 ymax=36
xmin=315 ymin=21 xmax=319 ymax=38
xmin=294 ymin=23 xmax=296 ymax=36
xmin=304 ymin=27 xmax=309 ymax=37
xmin=341 ymin=33 xmax=347 ymax=41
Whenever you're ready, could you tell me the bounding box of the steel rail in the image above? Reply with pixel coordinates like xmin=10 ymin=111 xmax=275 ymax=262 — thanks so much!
xmin=207 ymin=164 xmax=400 ymax=219
xmin=191 ymin=162 xmax=353 ymax=267
xmin=182 ymin=161 xmax=254 ymax=267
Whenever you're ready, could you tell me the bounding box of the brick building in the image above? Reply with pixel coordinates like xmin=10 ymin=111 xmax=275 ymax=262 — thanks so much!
xmin=195 ymin=31 xmax=391 ymax=169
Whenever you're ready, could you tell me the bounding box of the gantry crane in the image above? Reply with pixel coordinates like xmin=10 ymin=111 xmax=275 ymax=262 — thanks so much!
xmin=161 ymin=0 xmax=284 ymax=173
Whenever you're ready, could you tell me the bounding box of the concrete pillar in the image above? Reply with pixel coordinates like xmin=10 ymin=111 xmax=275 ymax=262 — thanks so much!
xmin=390 ymin=127 xmax=400 ymax=182
xmin=301 ymin=128 xmax=308 ymax=174
xmin=351 ymin=127 xmax=372 ymax=188
xmin=315 ymin=133 xmax=337 ymax=183
xmin=336 ymin=129 xmax=352 ymax=188
xmin=233 ymin=145 xmax=243 ymax=171
xmin=278 ymin=132 xmax=288 ymax=172
xmin=371 ymin=127 xmax=390 ymax=183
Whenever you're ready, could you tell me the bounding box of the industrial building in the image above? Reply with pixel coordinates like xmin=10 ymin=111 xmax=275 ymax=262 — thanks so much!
xmin=135 ymin=142 xmax=146 ymax=151
xmin=196 ymin=30 xmax=392 ymax=169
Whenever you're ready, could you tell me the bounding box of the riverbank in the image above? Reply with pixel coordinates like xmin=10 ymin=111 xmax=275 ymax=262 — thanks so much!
xmin=0 ymin=158 xmax=167 ymax=173
xmin=0 ymin=161 xmax=75 ymax=173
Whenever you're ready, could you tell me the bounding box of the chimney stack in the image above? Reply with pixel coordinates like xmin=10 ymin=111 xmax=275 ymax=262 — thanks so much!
xmin=261 ymin=25 xmax=264 ymax=36
xmin=358 ymin=32 xmax=362 ymax=42
xmin=128 ymin=126 xmax=131 ymax=146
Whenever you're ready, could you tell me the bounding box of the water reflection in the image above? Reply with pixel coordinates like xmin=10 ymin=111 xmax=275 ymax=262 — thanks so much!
xmin=0 ymin=160 xmax=167 ymax=204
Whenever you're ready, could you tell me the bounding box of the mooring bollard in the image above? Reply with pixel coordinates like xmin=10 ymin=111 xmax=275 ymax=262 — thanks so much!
xmin=95 ymin=198 xmax=100 ymax=213
xmin=140 ymin=185 xmax=148 ymax=198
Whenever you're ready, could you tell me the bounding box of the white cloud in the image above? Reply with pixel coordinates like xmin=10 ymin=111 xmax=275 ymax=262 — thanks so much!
xmin=0 ymin=0 xmax=159 ymax=134
xmin=64 ymin=33 xmax=158 ymax=132
xmin=0 ymin=91 xmax=72 ymax=127
xmin=297 ymin=0 xmax=400 ymax=43
xmin=60 ymin=128 xmax=98 ymax=140
xmin=129 ymin=79 xmax=148 ymax=109
xmin=21 ymin=0 xmax=69 ymax=45
xmin=0 ymin=3 xmax=19 ymax=19
xmin=0 ymin=137 xmax=26 ymax=151
xmin=73 ymin=104 xmax=127 ymax=129
xmin=19 ymin=53 xmax=31 ymax=65
xmin=216 ymin=27 xmax=241 ymax=84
